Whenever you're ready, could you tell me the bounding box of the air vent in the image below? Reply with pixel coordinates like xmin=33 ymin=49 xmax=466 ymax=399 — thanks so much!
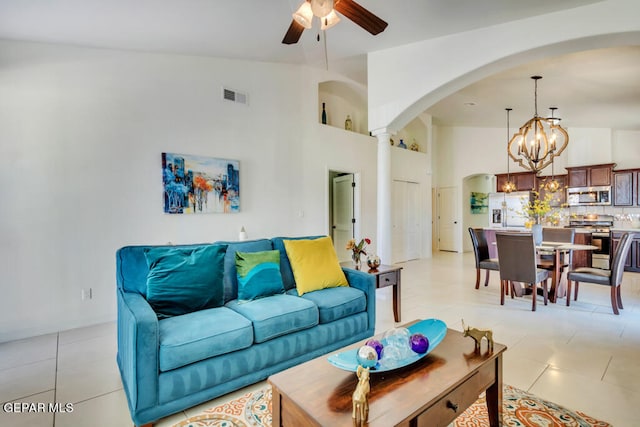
xmin=222 ymin=87 xmax=248 ymax=105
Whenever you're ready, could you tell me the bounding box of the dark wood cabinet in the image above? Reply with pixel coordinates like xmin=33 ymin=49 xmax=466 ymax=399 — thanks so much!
xmin=566 ymin=163 xmax=614 ymax=188
xmin=495 ymin=171 xmax=536 ymax=192
xmin=613 ymin=169 xmax=638 ymax=206
xmin=537 ymin=175 xmax=567 ymax=207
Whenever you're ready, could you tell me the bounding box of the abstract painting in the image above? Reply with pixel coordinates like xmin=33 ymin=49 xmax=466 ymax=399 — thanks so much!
xmin=162 ymin=152 xmax=239 ymax=214
xmin=470 ymin=192 xmax=489 ymax=214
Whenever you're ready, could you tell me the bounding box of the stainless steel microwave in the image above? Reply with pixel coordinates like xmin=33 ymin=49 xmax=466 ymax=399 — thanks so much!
xmin=567 ymin=186 xmax=611 ymax=206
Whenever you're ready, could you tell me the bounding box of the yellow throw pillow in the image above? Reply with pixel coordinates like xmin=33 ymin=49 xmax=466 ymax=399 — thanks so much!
xmin=283 ymin=236 xmax=349 ymax=296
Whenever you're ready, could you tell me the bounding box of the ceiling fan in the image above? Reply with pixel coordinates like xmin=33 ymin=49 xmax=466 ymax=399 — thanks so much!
xmin=282 ymin=0 xmax=388 ymax=45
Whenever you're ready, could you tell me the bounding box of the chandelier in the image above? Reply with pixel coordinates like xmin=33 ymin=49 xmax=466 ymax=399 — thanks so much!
xmin=507 ymin=76 xmax=569 ymax=174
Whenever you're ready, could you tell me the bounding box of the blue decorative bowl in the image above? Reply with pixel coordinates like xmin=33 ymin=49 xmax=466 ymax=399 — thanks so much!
xmin=327 ymin=318 xmax=447 ymax=373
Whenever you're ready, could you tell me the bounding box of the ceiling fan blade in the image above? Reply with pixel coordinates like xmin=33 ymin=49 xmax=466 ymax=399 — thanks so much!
xmin=282 ymin=19 xmax=305 ymax=44
xmin=334 ymin=0 xmax=388 ymax=35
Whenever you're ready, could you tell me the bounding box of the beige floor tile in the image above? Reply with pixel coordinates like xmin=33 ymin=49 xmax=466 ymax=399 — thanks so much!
xmin=58 ymin=321 xmax=116 ymax=346
xmin=55 ymin=354 xmax=123 ymax=404
xmin=0 ymin=333 xmax=58 ymax=370
xmin=0 ymin=358 xmax=56 ymax=403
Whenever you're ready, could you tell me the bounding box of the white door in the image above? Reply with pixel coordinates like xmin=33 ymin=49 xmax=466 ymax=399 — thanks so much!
xmin=392 ymin=180 xmax=421 ymax=262
xmin=438 ymin=186 xmax=459 ymax=252
xmin=332 ymin=174 xmax=354 ymax=262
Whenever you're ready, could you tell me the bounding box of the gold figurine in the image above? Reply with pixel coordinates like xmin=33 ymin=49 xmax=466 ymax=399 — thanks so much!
xmin=352 ymin=365 xmax=370 ymax=425
xmin=462 ymin=319 xmax=494 ymax=353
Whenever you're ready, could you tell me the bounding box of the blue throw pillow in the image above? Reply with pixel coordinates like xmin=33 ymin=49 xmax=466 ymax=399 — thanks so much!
xmin=144 ymin=244 xmax=227 ymax=317
xmin=235 ymin=250 xmax=285 ymax=301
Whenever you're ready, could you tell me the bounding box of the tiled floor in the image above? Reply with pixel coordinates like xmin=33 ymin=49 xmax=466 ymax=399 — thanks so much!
xmin=2 ymin=251 xmax=640 ymax=426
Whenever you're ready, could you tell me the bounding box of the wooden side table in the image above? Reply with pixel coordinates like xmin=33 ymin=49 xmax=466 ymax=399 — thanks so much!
xmin=341 ymin=263 xmax=402 ymax=322
xmin=370 ymin=264 xmax=402 ymax=322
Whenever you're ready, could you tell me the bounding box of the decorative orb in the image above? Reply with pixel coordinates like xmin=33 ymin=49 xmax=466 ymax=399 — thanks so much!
xmin=356 ymin=345 xmax=378 ymax=368
xmin=383 ymin=327 xmax=411 ymax=348
xmin=366 ymin=254 xmax=381 ymax=270
xmin=365 ymin=339 xmax=384 ymax=359
xmin=409 ymin=333 xmax=430 ymax=354
xmin=377 ymin=345 xmax=402 ymax=370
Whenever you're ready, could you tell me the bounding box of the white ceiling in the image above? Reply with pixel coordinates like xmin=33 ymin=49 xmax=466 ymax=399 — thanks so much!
xmin=0 ymin=0 xmax=638 ymax=130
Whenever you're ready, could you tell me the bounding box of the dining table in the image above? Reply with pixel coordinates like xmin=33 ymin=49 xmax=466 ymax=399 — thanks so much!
xmin=535 ymin=241 xmax=599 ymax=303
xmin=492 ymin=237 xmax=598 ymax=303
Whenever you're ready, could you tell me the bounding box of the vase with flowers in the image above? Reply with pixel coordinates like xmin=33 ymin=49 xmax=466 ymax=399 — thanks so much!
xmin=346 ymin=237 xmax=371 ymax=270
xmin=518 ymin=191 xmax=563 ymax=244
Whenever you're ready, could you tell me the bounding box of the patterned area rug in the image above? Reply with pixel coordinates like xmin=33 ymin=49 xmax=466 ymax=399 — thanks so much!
xmin=173 ymin=384 xmax=611 ymax=427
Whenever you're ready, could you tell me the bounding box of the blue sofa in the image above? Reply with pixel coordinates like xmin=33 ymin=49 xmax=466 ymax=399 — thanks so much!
xmin=116 ymin=236 xmax=376 ymax=426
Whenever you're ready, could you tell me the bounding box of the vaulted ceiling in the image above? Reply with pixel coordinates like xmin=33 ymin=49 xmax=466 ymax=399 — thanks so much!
xmin=1 ymin=0 xmax=638 ymax=129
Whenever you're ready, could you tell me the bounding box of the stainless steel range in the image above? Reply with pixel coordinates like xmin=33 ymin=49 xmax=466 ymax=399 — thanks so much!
xmin=568 ymin=214 xmax=613 ymax=269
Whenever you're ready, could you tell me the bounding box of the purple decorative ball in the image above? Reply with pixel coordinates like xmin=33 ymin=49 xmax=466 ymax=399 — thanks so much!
xmin=409 ymin=333 xmax=430 ymax=354
xmin=356 ymin=345 xmax=379 ymax=368
xmin=365 ymin=339 xmax=384 ymax=359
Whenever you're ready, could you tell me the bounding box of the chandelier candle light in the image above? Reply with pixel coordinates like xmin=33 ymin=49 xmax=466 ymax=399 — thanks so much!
xmin=507 ymin=76 xmax=569 ymax=174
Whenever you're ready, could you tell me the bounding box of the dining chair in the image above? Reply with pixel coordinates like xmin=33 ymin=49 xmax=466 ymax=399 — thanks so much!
xmin=468 ymin=227 xmax=499 ymax=289
xmin=496 ymin=232 xmax=550 ymax=311
xmin=538 ymin=227 xmax=575 ymax=274
xmin=566 ymin=231 xmax=635 ymax=315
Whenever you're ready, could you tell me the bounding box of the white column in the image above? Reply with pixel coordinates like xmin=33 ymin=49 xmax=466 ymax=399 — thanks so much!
xmin=374 ymin=131 xmax=392 ymax=264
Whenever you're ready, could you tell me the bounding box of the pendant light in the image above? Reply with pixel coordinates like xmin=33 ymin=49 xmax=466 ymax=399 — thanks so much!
xmin=502 ymin=108 xmax=517 ymax=193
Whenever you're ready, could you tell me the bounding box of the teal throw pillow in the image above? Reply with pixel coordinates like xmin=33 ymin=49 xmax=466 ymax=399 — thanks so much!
xmin=144 ymin=244 xmax=227 ymax=317
xmin=236 ymin=250 xmax=285 ymax=301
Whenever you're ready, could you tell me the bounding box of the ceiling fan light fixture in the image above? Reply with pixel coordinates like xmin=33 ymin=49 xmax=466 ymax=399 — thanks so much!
xmin=293 ymin=2 xmax=313 ymax=29
xmin=320 ymin=10 xmax=341 ymax=30
xmin=311 ymin=0 xmax=334 ymax=18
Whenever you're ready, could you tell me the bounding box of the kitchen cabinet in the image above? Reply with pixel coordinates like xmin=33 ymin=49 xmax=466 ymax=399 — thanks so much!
xmin=566 ymin=163 xmax=615 ymax=188
xmin=613 ymin=169 xmax=638 ymax=206
xmin=572 ymin=232 xmax=592 ymax=269
xmin=537 ymin=175 xmax=567 ymax=207
xmin=495 ymin=171 xmax=536 ymax=192
xmin=611 ymin=231 xmax=637 ymax=272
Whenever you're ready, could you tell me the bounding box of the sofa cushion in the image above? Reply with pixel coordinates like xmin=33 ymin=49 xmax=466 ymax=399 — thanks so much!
xmin=299 ymin=286 xmax=367 ymax=324
xmin=213 ymin=239 xmax=274 ymax=303
xmin=144 ymin=244 xmax=227 ymax=317
xmin=158 ymin=306 xmax=253 ymax=372
xmin=271 ymin=235 xmax=324 ymax=291
xmin=236 ymin=250 xmax=285 ymax=301
xmin=226 ymin=295 xmax=318 ymax=343
xmin=283 ymin=236 xmax=349 ymax=296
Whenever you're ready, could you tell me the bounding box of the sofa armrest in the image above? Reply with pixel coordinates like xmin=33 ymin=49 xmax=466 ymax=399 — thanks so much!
xmin=342 ymin=268 xmax=376 ymax=333
xmin=117 ymin=288 xmax=159 ymax=416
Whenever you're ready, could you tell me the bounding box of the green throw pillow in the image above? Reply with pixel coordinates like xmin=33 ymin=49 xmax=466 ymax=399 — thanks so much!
xmin=235 ymin=250 xmax=285 ymax=301
xmin=144 ymin=244 xmax=227 ymax=317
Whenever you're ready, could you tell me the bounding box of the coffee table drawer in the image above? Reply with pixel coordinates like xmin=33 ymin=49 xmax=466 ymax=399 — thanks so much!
xmin=377 ymin=271 xmax=397 ymax=288
xmin=415 ymin=362 xmax=495 ymax=427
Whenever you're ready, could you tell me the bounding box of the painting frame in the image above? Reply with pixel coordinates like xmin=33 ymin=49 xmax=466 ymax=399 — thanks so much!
xmin=162 ymin=152 xmax=240 ymax=214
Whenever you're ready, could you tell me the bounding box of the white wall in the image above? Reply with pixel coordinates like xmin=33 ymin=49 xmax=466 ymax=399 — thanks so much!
xmin=612 ymin=130 xmax=640 ymax=170
xmin=0 ymin=40 xmax=381 ymax=342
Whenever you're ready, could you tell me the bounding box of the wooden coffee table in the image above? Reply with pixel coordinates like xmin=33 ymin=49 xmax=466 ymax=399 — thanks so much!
xmin=268 ymin=322 xmax=506 ymax=426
